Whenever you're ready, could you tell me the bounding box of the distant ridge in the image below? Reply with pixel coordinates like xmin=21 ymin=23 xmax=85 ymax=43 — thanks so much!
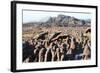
xmin=23 ymin=14 xmax=91 ymax=27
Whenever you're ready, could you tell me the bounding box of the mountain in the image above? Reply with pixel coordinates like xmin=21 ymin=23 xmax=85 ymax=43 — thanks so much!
xmin=23 ymin=14 xmax=91 ymax=27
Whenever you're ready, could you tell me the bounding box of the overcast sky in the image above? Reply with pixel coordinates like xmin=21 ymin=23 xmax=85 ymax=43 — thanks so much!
xmin=23 ymin=10 xmax=91 ymax=23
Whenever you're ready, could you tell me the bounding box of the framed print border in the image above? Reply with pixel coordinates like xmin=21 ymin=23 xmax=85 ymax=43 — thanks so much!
xmin=11 ymin=1 xmax=98 ymax=72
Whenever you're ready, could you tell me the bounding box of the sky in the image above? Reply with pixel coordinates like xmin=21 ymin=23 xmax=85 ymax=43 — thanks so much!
xmin=23 ymin=10 xmax=91 ymax=23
